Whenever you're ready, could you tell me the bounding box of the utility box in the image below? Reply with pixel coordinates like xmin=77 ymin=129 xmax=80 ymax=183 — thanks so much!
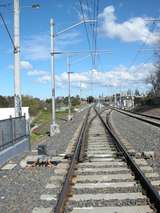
xmin=38 ymin=144 xmax=47 ymax=155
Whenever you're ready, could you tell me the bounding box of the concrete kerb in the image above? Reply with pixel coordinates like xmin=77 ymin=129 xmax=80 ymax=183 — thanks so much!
xmin=0 ymin=137 xmax=30 ymax=167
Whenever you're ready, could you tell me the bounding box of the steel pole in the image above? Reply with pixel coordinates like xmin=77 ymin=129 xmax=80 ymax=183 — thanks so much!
xmin=50 ymin=18 xmax=59 ymax=136
xmin=79 ymin=81 xmax=82 ymax=103
xmin=51 ymin=18 xmax=56 ymax=126
xmin=114 ymin=94 xmax=117 ymax=107
xmin=14 ymin=0 xmax=22 ymax=117
xmin=67 ymin=56 xmax=72 ymax=120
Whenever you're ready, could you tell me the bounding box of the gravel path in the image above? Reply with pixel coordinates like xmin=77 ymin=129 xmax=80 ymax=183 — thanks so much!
xmin=32 ymin=110 xmax=86 ymax=155
xmin=110 ymin=110 xmax=160 ymax=174
xmin=0 ymin=109 xmax=87 ymax=213
xmin=0 ymin=165 xmax=55 ymax=213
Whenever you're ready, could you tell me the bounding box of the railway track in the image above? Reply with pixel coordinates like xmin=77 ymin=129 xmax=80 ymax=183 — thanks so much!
xmin=111 ymin=107 xmax=160 ymax=128
xmin=134 ymin=112 xmax=160 ymax=121
xmin=54 ymin=107 xmax=160 ymax=213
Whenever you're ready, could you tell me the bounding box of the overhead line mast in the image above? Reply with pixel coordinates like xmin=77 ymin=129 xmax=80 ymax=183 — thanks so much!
xmin=14 ymin=0 xmax=22 ymax=117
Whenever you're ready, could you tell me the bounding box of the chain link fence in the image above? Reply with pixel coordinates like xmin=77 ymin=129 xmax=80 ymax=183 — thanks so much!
xmin=0 ymin=116 xmax=28 ymax=151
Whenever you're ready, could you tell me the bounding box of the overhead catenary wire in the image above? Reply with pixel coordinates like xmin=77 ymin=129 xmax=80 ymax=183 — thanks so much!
xmin=127 ymin=19 xmax=158 ymax=71
xmin=90 ymin=0 xmax=96 ymax=67
xmin=117 ymin=18 xmax=159 ymax=95
xmin=85 ymin=0 xmax=92 ymax=22
xmin=0 ymin=12 xmax=16 ymax=51
xmin=81 ymin=0 xmax=100 ymax=94
xmin=93 ymin=0 xmax=99 ymax=67
xmin=85 ymin=0 xmax=95 ymax=41
xmin=77 ymin=0 xmax=101 ymax=69
xmin=78 ymin=0 xmax=94 ymax=65
xmin=117 ymin=20 xmax=159 ymax=93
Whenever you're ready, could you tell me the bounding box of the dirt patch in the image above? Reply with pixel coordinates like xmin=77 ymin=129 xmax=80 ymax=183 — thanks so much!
xmin=141 ymin=107 xmax=160 ymax=117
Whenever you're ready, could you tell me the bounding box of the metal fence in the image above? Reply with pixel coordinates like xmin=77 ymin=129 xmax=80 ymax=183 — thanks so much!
xmin=0 ymin=116 xmax=28 ymax=151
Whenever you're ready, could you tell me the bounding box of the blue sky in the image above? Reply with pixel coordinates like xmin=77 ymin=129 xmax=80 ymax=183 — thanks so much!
xmin=0 ymin=0 xmax=160 ymax=99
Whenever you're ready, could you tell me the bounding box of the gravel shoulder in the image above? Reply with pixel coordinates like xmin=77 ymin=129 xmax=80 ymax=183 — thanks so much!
xmin=0 ymin=109 xmax=87 ymax=213
xmin=110 ymin=110 xmax=160 ymax=175
xmin=32 ymin=110 xmax=87 ymax=155
xmin=140 ymin=107 xmax=160 ymax=118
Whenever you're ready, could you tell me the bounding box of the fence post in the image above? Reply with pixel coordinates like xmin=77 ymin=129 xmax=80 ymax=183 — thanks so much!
xmin=13 ymin=117 xmax=16 ymax=144
xmin=24 ymin=113 xmax=27 ymax=136
xmin=10 ymin=116 xmax=14 ymax=144
xmin=24 ymin=114 xmax=31 ymax=151
xmin=1 ymin=129 xmax=4 ymax=150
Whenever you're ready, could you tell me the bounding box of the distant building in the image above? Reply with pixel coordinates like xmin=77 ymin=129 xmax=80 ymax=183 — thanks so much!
xmin=0 ymin=107 xmax=29 ymax=120
xmin=121 ymin=96 xmax=134 ymax=110
xmin=113 ymin=94 xmax=135 ymax=110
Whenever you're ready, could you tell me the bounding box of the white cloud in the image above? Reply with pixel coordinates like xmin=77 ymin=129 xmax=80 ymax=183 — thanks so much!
xmin=60 ymin=72 xmax=89 ymax=83
xmin=20 ymin=60 xmax=51 ymax=83
xmin=55 ymin=63 xmax=155 ymax=89
xmin=99 ymin=5 xmax=159 ymax=44
xmin=10 ymin=59 xmax=155 ymax=88
xmin=37 ymin=75 xmax=51 ymax=84
xmin=9 ymin=61 xmax=33 ymax=70
xmin=21 ymin=60 xmax=33 ymax=70
xmin=27 ymin=70 xmax=47 ymax=76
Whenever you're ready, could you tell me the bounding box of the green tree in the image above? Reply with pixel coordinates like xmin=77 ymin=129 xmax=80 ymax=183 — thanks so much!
xmin=134 ymin=89 xmax=140 ymax=96
xmin=87 ymin=96 xmax=94 ymax=103
xmin=0 ymin=96 xmax=9 ymax=107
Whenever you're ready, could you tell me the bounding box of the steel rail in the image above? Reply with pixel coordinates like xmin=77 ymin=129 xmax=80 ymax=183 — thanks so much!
xmin=54 ymin=107 xmax=91 ymax=213
xmin=131 ymin=111 xmax=160 ymax=121
xmin=95 ymin=108 xmax=160 ymax=210
xmin=115 ymin=107 xmax=160 ymax=121
xmin=78 ymin=110 xmax=98 ymax=162
xmin=112 ymin=107 xmax=160 ymax=128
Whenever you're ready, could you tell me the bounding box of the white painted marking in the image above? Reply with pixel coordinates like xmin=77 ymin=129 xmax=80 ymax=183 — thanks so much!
xmin=71 ymin=206 xmax=153 ymax=213
xmin=46 ymin=184 xmax=60 ymax=189
xmin=1 ymin=163 xmax=17 ymax=170
xmin=32 ymin=207 xmax=52 ymax=213
xmin=40 ymin=194 xmax=56 ymax=201
xmin=19 ymin=159 xmax=27 ymax=168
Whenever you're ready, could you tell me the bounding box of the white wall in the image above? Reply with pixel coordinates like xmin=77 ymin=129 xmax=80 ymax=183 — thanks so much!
xmin=0 ymin=107 xmax=29 ymax=120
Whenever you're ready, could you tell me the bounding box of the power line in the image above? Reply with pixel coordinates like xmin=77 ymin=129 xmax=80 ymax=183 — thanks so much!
xmin=78 ymin=0 xmax=100 ymax=69
xmin=127 ymin=18 xmax=158 ymax=71
xmin=79 ymin=0 xmax=91 ymax=57
xmin=85 ymin=0 xmax=92 ymax=21
xmin=85 ymin=0 xmax=94 ymax=38
xmin=91 ymin=0 xmax=96 ymax=64
xmin=78 ymin=0 xmax=93 ymax=64
xmin=0 ymin=12 xmax=16 ymax=51
xmin=93 ymin=0 xmax=99 ymax=67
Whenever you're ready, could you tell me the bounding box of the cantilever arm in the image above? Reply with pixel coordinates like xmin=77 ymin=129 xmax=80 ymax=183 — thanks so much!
xmin=55 ymin=20 xmax=96 ymax=37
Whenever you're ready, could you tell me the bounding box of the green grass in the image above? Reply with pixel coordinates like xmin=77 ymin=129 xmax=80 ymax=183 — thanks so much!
xmin=33 ymin=109 xmax=51 ymax=124
xmin=31 ymin=132 xmax=43 ymax=143
xmin=31 ymin=109 xmax=68 ymax=143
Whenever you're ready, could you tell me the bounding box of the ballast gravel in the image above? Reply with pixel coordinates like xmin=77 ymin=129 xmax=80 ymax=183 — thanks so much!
xmin=0 ymin=110 xmax=87 ymax=213
xmin=110 ymin=110 xmax=160 ymax=175
xmin=33 ymin=110 xmax=86 ymax=155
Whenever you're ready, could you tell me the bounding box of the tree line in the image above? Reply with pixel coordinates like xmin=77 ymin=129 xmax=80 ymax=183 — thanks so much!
xmin=0 ymin=95 xmax=83 ymax=116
